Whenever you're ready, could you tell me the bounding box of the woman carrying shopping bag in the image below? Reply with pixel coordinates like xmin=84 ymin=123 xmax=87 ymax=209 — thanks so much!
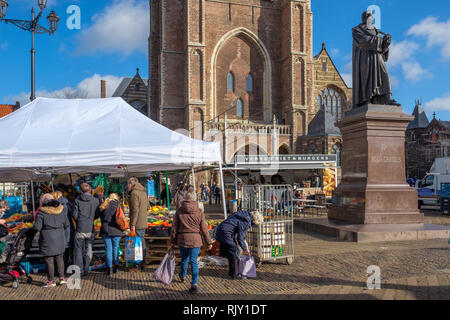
xmin=99 ymin=193 xmax=124 ymax=276
xmin=171 ymin=187 xmax=212 ymax=293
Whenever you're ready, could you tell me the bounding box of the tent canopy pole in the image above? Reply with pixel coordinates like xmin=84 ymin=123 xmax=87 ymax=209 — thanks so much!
xmin=219 ymin=162 xmax=227 ymax=219
xmin=165 ymin=171 xmax=170 ymax=211
xmin=30 ymin=180 xmax=36 ymax=215
xmin=191 ymin=166 xmax=196 ymax=195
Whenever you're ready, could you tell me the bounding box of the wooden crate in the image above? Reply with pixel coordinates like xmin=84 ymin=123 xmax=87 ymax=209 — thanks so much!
xmin=145 ymin=237 xmax=182 ymax=264
xmin=145 ymin=237 xmax=212 ymax=264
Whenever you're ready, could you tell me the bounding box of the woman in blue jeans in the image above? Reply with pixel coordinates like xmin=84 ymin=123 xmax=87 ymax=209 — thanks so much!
xmin=171 ymin=187 xmax=212 ymax=293
xmin=99 ymin=193 xmax=124 ymax=276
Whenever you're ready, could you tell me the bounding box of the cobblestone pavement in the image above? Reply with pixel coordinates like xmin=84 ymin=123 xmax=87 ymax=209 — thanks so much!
xmin=0 ymin=211 xmax=448 ymax=300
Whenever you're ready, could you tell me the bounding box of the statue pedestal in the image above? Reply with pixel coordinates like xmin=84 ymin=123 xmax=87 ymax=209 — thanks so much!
xmin=328 ymin=104 xmax=424 ymax=224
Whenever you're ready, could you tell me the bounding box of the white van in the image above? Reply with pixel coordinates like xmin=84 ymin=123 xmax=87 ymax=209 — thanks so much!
xmin=415 ymin=158 xmax=450 ymax=208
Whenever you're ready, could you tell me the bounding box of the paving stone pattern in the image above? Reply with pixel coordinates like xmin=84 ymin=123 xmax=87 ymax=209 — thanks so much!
xmin=0 ymin=212 xmax=448 ymax=300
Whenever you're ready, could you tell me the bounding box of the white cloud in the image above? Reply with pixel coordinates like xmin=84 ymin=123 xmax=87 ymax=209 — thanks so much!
xmin=390 ymin=75 xmax=400 ymax=88
xmin=408 ymin=17 xmax=450 ymax=60
xmin=4 ymin=74 xmax=123 ymax=106
xmin=341 ymin=73 xmax=352 ymax=88
xmin=75 ymin=0 xmax=149 ymax=56
xmin=401 ymin=61 xmax=432 ymax=82
xmin=343 ymin=59 xmax=352 ymax=73
xmin=330 ymin=48 xmax=340 ymax=57
xmin=424 ymin=93 xmax=450 ymax=112
xmin=388 ymin=40 xmax=420 ymax=67
xmin=385 ymin=40 xmax=431 ymax=82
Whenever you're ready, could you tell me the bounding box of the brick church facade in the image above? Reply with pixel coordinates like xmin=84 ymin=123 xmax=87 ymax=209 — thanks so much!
xmin=147 ymin=0 xmax=351 ymax=166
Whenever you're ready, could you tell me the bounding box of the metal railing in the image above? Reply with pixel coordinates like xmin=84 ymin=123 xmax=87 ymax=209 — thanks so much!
xmin=206 ymin=121 xmax=292 ymax=136
xmin=241 ymin=184 xmax=294 ymax=265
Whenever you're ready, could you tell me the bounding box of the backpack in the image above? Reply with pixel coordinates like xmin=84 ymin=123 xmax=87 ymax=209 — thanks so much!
xmin=115 ymin=204 xmax=129 ymax=231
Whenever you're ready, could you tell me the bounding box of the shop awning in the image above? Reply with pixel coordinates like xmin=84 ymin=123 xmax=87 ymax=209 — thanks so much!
xmin=0 ymin=97 xmax=222 ymax=181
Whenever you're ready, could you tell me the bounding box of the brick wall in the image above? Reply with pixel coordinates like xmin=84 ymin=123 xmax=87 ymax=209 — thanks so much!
xmin=150 ymin=0 xmax=349 ymax=160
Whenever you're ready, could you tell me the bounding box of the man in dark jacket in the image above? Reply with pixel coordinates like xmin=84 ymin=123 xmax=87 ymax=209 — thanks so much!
xmin=128 ymin=177 xmax=149 ymax=270
xmin=72 ymin=183 xmax=100 ymax=276
xmin=215 ymin=210 xmax=262 ymax=279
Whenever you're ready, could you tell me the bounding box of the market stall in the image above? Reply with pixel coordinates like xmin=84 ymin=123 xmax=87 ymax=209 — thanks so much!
xmin=221 ymin=154 xmax=338 ymax=209
xmin=0 ymin=97 xmax=226 ymax=269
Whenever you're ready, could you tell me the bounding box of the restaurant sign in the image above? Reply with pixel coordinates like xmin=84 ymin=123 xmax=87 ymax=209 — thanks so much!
xmin=235 ymin=154 xmax=337 ymax=164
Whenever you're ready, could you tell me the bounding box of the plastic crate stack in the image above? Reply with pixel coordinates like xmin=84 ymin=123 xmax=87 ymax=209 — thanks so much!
xmin=246 ymin=222 xmax=286 ymax=260
xmin=3 ymin=196 xmax=24 ymax=217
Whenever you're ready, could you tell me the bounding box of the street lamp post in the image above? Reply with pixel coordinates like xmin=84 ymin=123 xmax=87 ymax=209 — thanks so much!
xmin=0 ymin=0 xmax=59 ymax=102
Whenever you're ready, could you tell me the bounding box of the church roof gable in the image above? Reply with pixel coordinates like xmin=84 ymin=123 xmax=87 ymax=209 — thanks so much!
xmin=314 ymin=43 xmax=350 ymax=89
xmin=408 ymin=104 xmax=430 ymax=129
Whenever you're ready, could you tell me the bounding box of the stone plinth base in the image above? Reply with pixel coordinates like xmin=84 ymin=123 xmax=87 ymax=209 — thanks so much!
xmin=297 ymin=218 xmax=450 ymax=243
xmin=329 ymin=104 xmax=423 ymax=224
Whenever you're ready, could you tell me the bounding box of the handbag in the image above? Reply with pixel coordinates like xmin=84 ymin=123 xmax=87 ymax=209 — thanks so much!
xmin=115 ymin=204 xmax=129 ymax=231
xmin=153 ymin=247 xmax=175 ymax=285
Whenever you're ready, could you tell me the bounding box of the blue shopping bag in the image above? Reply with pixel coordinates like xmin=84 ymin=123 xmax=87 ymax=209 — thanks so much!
xmin=125 ymin=236 xmax=143 ymax=264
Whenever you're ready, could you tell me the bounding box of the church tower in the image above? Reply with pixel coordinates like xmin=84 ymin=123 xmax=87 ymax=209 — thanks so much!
xmin=148 ymin=0 xmax=349 ymax=163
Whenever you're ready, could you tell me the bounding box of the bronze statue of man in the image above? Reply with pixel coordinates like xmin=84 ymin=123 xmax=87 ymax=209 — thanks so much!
xmin=352 ymin=10 xmax=400 ymax=108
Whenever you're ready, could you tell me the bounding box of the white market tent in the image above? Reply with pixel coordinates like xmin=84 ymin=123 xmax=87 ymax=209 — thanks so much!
xmin=0 ymin=97 xmax=227 ymax=215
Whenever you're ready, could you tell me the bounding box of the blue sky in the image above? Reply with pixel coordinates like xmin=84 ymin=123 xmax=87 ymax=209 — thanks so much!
xmin=1 ymin=0 xmax=449 ymax=119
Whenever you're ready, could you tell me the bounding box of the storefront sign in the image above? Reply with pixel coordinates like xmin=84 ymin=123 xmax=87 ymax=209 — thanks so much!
xmin=235 ymin=155 xmax=337 ymax=164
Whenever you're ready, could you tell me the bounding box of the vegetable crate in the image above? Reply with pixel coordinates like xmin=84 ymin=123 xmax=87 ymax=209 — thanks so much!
xmin=241 ymin=185 xmax=295 ymax=266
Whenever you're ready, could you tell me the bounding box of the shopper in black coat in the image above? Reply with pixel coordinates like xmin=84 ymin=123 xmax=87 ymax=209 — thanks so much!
xmin=215 ymin=210 xmax=264 ymax=279
xmin=99 ymin=193 xmax=124 ymax=275
xmin=52 ymin=191 xmax=75 ymax=268
xmin=34 ymin=196 xmax=70 ymax=288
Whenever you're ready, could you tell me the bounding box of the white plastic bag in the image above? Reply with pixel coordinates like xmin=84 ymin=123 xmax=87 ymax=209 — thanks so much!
xmin=238 ymin=255 xmax=257 ymax=278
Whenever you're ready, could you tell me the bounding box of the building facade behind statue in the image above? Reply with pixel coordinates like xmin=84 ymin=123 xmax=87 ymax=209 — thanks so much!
xmin=406 ymin=100 xmax=450 ymax=179
xmin=147 ymin=0 xmax=351 ymax=169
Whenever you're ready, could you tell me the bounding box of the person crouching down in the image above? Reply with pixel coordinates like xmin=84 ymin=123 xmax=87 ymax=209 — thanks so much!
xmin=214 ymin=210 xmax=264 ymax=279
xmin=99 ymin=193 xmax=124 ymax=276
xmin=171 ymin=187 xmax=212 ymax=293
xmin=33 ymin=194 xmax=70 ymax=288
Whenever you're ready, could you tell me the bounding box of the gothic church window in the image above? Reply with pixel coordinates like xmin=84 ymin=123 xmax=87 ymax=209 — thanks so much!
xmin=246 ymin=74 xmax=253 ymax=93
xmin=227 ymin=72 xmax=235 ymax=92
xmin=317 ymin=87 xmax=344 ymax=121
xmin=237 ymin=99 xmax=243 ymax=118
